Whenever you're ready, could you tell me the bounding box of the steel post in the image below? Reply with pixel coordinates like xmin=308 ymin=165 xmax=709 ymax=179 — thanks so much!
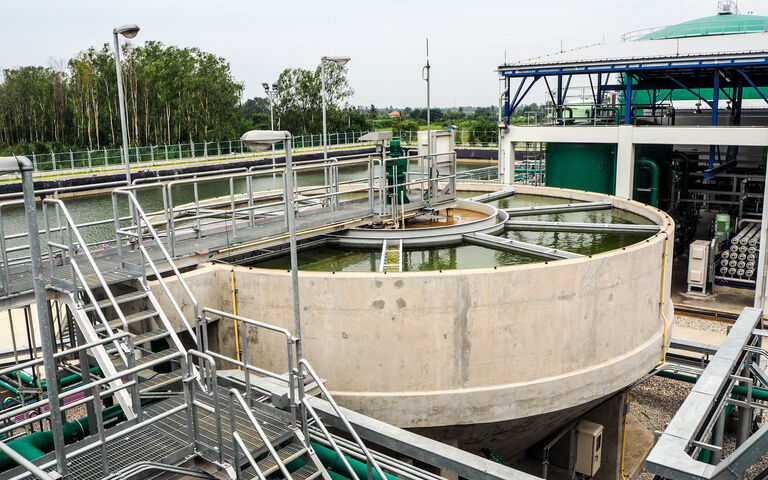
xmin=114 ymin=32 xmax=132 ymax=184
xmin=19 ymin=157 xmax=69 ymax=475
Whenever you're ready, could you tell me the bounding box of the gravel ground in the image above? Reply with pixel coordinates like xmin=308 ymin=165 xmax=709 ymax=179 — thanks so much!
xmin=673 ymin=315 xmax=730 ymax=335
xmin=631 ymin=316 xmax=768 ymax=479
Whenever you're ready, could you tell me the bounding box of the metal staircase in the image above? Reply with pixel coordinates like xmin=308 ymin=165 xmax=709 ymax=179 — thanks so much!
xmin=41 ymin=196 xmax=198 ymax=420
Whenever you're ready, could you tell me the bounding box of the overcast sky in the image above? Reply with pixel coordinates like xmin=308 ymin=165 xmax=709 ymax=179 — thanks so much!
xmin=1 ymin=0 xmax=764 ymax=108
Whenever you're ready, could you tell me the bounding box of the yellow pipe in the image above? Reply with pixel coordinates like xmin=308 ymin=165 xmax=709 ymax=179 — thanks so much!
xmin=619 ymin=236 xmax=670 ymax=479
xmin=656 ymin=235 xmax=670 ymax=368
xmin=619 ymin=391 xmax=631 ymax=480
xmin=231 ymin=269 xmax=242 ymax=368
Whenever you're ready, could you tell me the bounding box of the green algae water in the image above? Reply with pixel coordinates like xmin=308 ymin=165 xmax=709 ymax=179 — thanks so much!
xmin=248 ymin=192 xmax=655 ymax=272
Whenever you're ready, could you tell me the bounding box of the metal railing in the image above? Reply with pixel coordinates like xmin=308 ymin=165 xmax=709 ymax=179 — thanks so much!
xmin=198 ymin=307 xmax=297 ymax=427
xmin=111 ymin=188 xmax=199 ymax=344
xmin=298 ymin=359 xmax=389 ymax=480
xmin=6 ymin=131 xmax=371 ymax=175
xmin=0 ymin=151 xmax=458 ymax=299
xmin=42 ymin=198 xmax=133 ymax=364
xmin=229 ymin=389 xmax=296 ymax=480
xmin=394 ymin=129 xmax=498 ymax=147
xmin=4 ymin=341 xmax=186 ymax=480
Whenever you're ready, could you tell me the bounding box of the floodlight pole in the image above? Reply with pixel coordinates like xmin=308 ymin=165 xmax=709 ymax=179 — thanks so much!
xmin=113 ymin=30 xmax=133 ymax=184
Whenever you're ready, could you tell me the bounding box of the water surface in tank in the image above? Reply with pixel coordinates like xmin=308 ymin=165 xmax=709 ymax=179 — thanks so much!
xmin=248 ymin=193 xmax=655 ymax=272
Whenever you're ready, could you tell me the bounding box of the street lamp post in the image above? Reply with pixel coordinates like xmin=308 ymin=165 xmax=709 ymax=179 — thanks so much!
xmin=113 ymin=24 xmax=140 ymax=185
xmin=263 ymin=82 xmax=279 ymax=189
xmin=320 ymin=55 xmax=351 ymax=161
xmin=240 ymin=129 xmax=304 ymax=433
xmin=320 ymin=56 xmax=350 ymax=205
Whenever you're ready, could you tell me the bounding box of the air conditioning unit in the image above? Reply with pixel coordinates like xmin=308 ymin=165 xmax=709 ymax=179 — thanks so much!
xmin=576 ymin=421 xmax=603 ymax=477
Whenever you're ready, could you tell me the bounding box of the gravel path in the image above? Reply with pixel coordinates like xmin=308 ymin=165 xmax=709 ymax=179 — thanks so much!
xmin=631 ymin=316 xmax=768 ymax=479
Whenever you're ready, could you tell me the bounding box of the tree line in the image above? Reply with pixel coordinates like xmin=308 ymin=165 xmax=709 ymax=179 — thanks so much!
xmin=0 ymin=37 xmax=524 ymax=155
xmin=0 ymin=41 xmax=247 ymax=155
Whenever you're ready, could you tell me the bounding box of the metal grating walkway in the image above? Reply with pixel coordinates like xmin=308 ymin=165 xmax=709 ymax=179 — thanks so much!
xmin=142 ymin=387 xmax=293 ymax=466
xmin=1 ymin=386 xmax=293 ymax=480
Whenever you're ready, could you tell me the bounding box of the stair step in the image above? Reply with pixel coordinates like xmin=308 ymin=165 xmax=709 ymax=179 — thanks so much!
xmin=114 ymin=348 xmax=177 ymax=371
xmin=289 ymin=464 xmax=323 ymax=480
xmin=94 ymin=309 xmax=158 ymax=334
xmin=82 ymin=269 xmax=141 ymax=288
xmin=132 ymin=329 xmax=170 ymax=345
xmin=82 ymin=291 xmax=149 ymax=312
xmin=252 ymin=441 xmax=307 ymax=477
xmin=140 ymin=371 xmax=182 ymax=394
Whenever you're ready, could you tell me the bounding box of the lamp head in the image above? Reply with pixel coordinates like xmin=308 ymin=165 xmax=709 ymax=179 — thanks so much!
xmin=322 ymin=55 xmax=351 ymax=66
xmin=114 ymin=24 xmax=140 ymax=39
xmin=241 ymin=130 xmax=291 ymax=152
xmin=262 ymin=83 xmax=270 ymax=92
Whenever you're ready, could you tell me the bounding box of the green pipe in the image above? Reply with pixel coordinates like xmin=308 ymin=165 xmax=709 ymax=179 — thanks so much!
xmin=6 ymin=366 xmax=101 ymax=390
xmin=636 ymin=158 xmax=660 ymax=207
xmin=0 ymin=402 xmax=128 ymax=472
xmin=40 ymin=367 xmax=102 ymax=391
xmin=311 ymin=442 xmax=402 ymax=480
xmin=0 ymin=380 xmax=19 ymax=395
xmin=656 ymin=370 xmax=768 ymax=402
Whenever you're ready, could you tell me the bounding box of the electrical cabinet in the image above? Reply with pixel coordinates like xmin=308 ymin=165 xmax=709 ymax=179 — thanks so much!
xmin=576 ymin=421 xmax=603 ymax=477
xmin=687 ymin=239 xmax=710 ymax=294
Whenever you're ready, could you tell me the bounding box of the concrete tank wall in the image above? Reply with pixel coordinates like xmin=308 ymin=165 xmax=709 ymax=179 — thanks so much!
xmin=152 ymin=184 xmax=674 ymax=433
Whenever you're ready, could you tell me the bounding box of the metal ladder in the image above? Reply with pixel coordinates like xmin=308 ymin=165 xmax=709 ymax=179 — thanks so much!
xmin=378 ymin=239 xmax=403 ymax=273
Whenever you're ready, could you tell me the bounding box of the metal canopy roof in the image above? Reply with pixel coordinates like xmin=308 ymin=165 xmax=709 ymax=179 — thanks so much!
xmin=499 ymin=32 xmax=768 ymax=77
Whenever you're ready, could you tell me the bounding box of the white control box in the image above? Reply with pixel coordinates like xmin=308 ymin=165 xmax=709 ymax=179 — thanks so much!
xmin=576 ymin=421 xmax=603 ymax=477
xmin=687 ymin=240 xmax=710 ymax=295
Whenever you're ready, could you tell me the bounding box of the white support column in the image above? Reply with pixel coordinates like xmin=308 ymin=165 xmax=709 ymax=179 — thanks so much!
xmin=499 ymin=130 xmax=515 ymax=185
xmin=615 ymin=125 xmax=635 ymax=199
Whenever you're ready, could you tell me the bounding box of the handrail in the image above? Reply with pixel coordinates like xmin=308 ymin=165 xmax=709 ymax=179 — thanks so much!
xmin=0 ymin=441 xmax=57 ymax=480
xmin=42 ymin=198 xmax=131 ymax=344
xmin=228 ymin=389 xmax=295 ymax=480
xmin=303 ymin=401 xmax=361 ymax=480
xmin=112 ymin=188 xmax=199 ymax=345
xmin=0 ymin=348 xmax=181 ymax=426
xmin=298 ymin=359 xmax=388 ymax=480
xmin=200 ymin=308 xmax=297 ymax=427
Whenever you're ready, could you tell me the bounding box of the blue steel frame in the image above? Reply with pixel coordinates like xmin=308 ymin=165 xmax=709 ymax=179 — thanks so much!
xmin=500 ymin=54 xmax=768 ymax=176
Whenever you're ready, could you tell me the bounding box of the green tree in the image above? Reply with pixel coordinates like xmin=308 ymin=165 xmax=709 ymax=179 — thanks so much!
xmin=274 ymin=62 xmax=354 ymax=135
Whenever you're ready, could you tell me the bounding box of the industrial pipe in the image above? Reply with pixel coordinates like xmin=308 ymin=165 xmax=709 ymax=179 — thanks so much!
xmin=656 ymin=371 xmax=768 ymax=402
xmin=0 ymin=403 xmax=126 ymax=471
xmin=312 ymin=442 xmax=402 ymax=480
xmin=636 ymin=158 xmax=660 ymax=207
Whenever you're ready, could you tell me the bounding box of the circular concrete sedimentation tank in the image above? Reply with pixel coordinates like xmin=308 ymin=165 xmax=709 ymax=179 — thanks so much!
xmin=156 ymin=183 xmax=674 ymax=457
